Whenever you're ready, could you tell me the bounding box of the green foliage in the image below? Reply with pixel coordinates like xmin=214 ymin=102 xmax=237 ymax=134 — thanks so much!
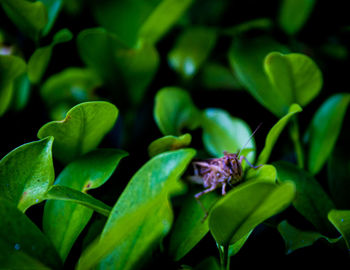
xmin=148 ymin=133 xmax=192 ymax=157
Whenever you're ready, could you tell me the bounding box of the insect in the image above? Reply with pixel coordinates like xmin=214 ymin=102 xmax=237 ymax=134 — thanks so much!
xmin=189 ymin=124 xmax=262 ymax=216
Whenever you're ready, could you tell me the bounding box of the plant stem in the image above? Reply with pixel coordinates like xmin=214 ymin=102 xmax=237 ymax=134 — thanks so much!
xmin=289 ymin=116 xmax=304 ymax=169
xmin=223 ymin=244 xmax=230 ymax=270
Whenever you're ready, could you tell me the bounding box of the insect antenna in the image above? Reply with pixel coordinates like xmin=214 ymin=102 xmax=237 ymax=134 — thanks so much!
xmin=237 ymin=122 xmax=263 ymax=157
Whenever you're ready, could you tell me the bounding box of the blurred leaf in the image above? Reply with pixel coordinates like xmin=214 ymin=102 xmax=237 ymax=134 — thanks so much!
xmin=154 ymin=87 xmax=201 ymax=135
xmin=328 ymin=209 xmax=350 ymax=250
xmin=278 ymin=0 xmax=316 ymax=35
xmin=148 ymin=133 xmax=192 ymax=157
xmin=274 ymin=161 xmax=337 ymax=235
xmin=86 ymin=149 xmax=195 ymax=270
xmin=168 ymin=27 xmax=217 ymax=79
xmin=168 ymin=189 xmax=219 ymax=261
xmin=257 ymin=104 xmax=302 ymax=164
xmin=77 ymin=28 xmax=159 ymax=104
xmin=229 ymin=35 xmax=290 ymax=116
xmin=139 ymin=0 xmax=194 ymax=44
xmin=208 ymin=181 xmax=295 ymax=246
xmin=0 ymin=137 xmax=54 ymax=212
xmin=0 ymin=0 xmax=47 ymax=40
xmin=43 ymin=148 xmax=127 ymax=261
xmin=0 ymin=198 xmax=62 ymax=269
xmin=307 ymin=93 xmax=350 ymax=175
xmin=245 ymin=164 xmax=277 ymax=184
xmin=194 ymin=256 xmax=220 ymax=270
xmin=202 ymin=108 xmax=255 ymax=162
xmin=39 ymin=0 xmax=64 ymax=35
xmin=10 ymin=74 xmax=31 ymax=111
xmin=0 ymin=55 xmax=26 ymax=116
xmin=37 ymin=101 xmax=118 ymax=163
xmin=264 ymin=52 xmax=323 ymax=107
xmin=28 ymin=28 xmax=73 ymax=84
xmin=41 ymin=67 xmax=102 ymax=120
xmin=223 ymin=18 xmax=273 ymax=36
xmin=278 ymin=220 xmax=340 ymax=254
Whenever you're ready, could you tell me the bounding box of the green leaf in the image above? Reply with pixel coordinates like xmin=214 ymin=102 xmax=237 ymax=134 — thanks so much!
xmin=228 ymin=35 xmax=290 ymax=116
xmin=223 ymin=18 xmax=273 ymax=36
xmin=44 ymin=185 xmax=112 ymax=216
xmin=10 ymin=74 xmax=31 ymax=111
xmin=168 ymin=189 xmax=219 ymax=261
xmin=274 ymin=161 xmax=337 ymax=235
xmin=28 ymin=28 xmax=73 ymax=84
xmin=257 ymin=104 xmax=302 ymax=164
xmin=37 ymin=101 xmax=118 ymax=163
xmin=201 ymin=108 xmax=255 ymax=162
xmin=43 ymin=148 xmax=127 ymax=261
xmin=39 ymin=0 xmax=64 ymax=36
xmin=194 ymin=256 xmax=220 ymax=270
xmin=0 ymin=198 xmax=62 ymax=269
xmin=139 ymin=0 xmax=194 ymax=44
xmin=245 ymin=164 xmax=277 ymax=184
xmin=307 ymin=93 xmax=350 ymax=175
xmin=0 ymin=137 xmax=54 ymax=212
xmin=208 ymin=181 xmax=295 ymax=246
xmin=278 ymin=0 xmax=316 ymax=35
xmin=168 ymin=27 xmax=217 ymax=79
xmin=328 ymin=209 xmax=350 ymax=250
xmin=77 ymin=28 xmax=159 ymax=104
xmin=0 ymin=0 xmax=47 ymax=40
xmin=228 ymin=231 xmax=252 ymax=256
xmin=264 ymin=52 xmax=323 ymax=107
xmin=277 ymin=220 xmax=340 ymax=254
xmin=154 ymin=87 xmax=201 ymax=135
xmin=95 ymin=149 xmax=196 ymax=270
xmin=148 ymin=133 xmax=192 ymax=157
xmin=0 ymin=55 xmax=26 ymax=116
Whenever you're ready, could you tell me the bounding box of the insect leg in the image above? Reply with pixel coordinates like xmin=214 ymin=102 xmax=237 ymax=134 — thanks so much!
xmin=239 ymin=156 xmax=263 ymax=169
xmin=221 ymin=182 xmax=227 ymax=195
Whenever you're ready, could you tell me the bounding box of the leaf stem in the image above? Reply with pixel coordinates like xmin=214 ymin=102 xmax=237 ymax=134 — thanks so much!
xmin=289 ymin=116 xmax=304 ymax=169
xmin=218 ymin=244 xmax=230 ymax=270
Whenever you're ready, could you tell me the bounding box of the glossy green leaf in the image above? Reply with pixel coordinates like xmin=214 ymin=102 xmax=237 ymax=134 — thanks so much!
xmin=257 ymin=104 xmax=302 ymax=165
xmin=0 ymin=198 xmax=62 ymax=269
xmin=0 ymin=0 xmax=47 ymax=40
xmin=202 ymin=108 xmax=255 ymax=162
xmin=139 ymin=0 xmax=194 ymax=44
xmin=41 ymin=67 xmax=102 ymax=120
xmin=278 ymin=220 xmax=340 ymax=254
xmin=28 ymin=28 xmax=73 ymax=84
xmin=0 ymin=137 xmax=54 ymax=212
xmin=274 ymin=161 xmax=336 ymax=235
xmin=0 ymin=55 xmax=26 ymax=116
xmin=154 ymin=87 xmax=201 ymax=135
xmin=264 ymin=52 xmax=323 ymax=107
xmin=77 ymin=28 xmax=159 ymax=104
xmin=96 ymin=149 xmax=196 ymax=270
xmin=148 ymin=133 xmax=191 ymax=157
xmin=208 ymin=181 xmax=295 ymax=246
xmin=278 ymin=0 xmax=316 ymax=35
xmin=43 ymin=148 xmax=127 ymax=261
xmin=37 ymin=101 xmax=118 ymax=163
xmin=307 ymin=93 xmax=350 ymax=175
xmin=39 ymin=0 xmax=64 ymax=35
xmin=328 ymin=210 xmax=350 ymax=250
xmin=168 ymin=189 xmax=219 ymax=261
xmin=168 ymin=27 xmax=217 ymax=78
xmin=245 ymin=164 xmax=277 ymax=184
xmin=228 ymin=231 xmax=252 ymax=256
xmin=228 ymin=35 xmax=289 ymax=116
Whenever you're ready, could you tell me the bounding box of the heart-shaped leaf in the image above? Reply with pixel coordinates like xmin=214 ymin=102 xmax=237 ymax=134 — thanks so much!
xmin=168 ymin=27 xmax=217 ymax=79
xmin=257 ymin=104 xmax=302 ymax=164
xmin=264 ymin=52 xmax=323 ymax=107
xmin=0 ymin=0 xmax=47 ymax=40
xmin=28 ymin=28 xmax=73 ymax=84
xmin=43 ymin=148 xmax=127 ymax=261
xmin=154 ymin=87 xmax=201 ymax=135
xmin=0 ymin=198 xmax=62 ymax=269
xmin=202 ymin=108 xmax=255 ymax=162
xmin=274 ymin=161 xmax=337 ymax=235
xmin=278 ymin=0 xmax=316 ymax=35
xmin=37 ymin=101 xmax=118 ymax=163
xmin=328 ymin=209 xmax=350 ymax=250
xmin=307 ymin=93 xmax=350 ymax=175
xmin=148 ymin=133 xmax=192 ymax=157
xmin=0 ymin=55 xmax=26 ymax=116
xmin=209 ymin=181 xmax=295 ymax=246
xmin=94 ymin=149 xmax=196 ymax=270
xmin=0 ymin=137 xmax=54 ymax=212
